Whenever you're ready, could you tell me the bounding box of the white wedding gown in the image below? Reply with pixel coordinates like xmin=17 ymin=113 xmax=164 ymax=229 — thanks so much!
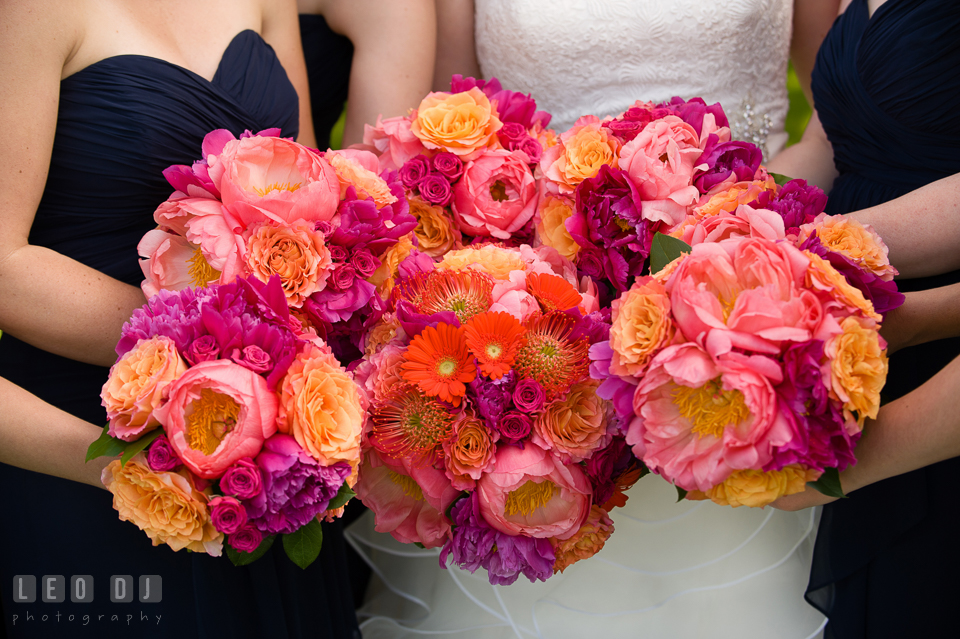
xmin=347 ymin=1 xmax=826 ymax=637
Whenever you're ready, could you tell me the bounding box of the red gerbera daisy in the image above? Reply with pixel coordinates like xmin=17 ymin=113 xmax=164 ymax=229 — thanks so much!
xmin=401 ymin=323 xmax=477 ymax=406
xmin=526 ymin=272 xmax=583 ymax=313
xmin=513 ymin=311 xmax=589 ymax=399
xmin=463 ymin=311 xmax=526 ymax=379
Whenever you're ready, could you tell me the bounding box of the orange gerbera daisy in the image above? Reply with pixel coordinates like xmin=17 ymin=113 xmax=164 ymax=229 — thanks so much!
xmin=401 ymin=323 xmax=477 ymax=406
xmin=418 ymin=269 xmax=494 ymax=323
xmin=463 ymin=311 xmax=526 ymax=379
xmin=372 ymin=386 xmax=455 ymax=459
xmin=526 ymin=272 xmax=583 ymax=313
xmin=513 ymin=311 xmax=589 ymax=399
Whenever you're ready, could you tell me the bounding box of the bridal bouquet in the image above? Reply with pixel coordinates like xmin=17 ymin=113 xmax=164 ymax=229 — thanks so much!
xmin=363 ymin=75 xmax=552 ymax=250
xmin=88 ymin=275 xmax=363 ymax=567
xmin=591 ymin=184 xmax=900 ymax=507
xmin=137 ymin=127 xmax=416 ymax=362
xmin=351 ymin=244 xmax=644 ymax=584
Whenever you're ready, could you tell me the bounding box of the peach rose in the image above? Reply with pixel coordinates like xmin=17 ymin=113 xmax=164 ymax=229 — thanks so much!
xmin=691 ymin=466 xmax=820 ymax=508
xmin=102 ymin=336 xmax=187 ymax=442
xmin=208 ymin=135 xmax=340 ymax=230
xmin=551 ymin=505 xmax=614 ymax=573
xmin=245 ymin=220 xmax=332 ymax=307
xmin=801 ymin=214 xmax=897 ymax=280
xmin=541 ymin=116 xmax=619 ymax=194
xmin=369 ymin=232 xmax=416 ymax=297
xmin=278 ymin=344 xmax=363 ymax=466
xmin=410 ymin=195 xmax=462 ymax=257
xmin=532 ymin=380 xmax=610 ymax=463
xmin=442 ymin=413 xmax=498 ymax=490
xmin=609 ymin=277 xmax=676 ymax=377
xmin=693 ymin=178 xmax=778 ymax=220
xmin=437 ymin=245 xmax=526 ymax=280
xmin=411 ymin=88 xmax=502 ymax=156
xmin=805 ymin=251 xmax=882 ymax=322
xmin=326 ymin=149 xmax=397 ymax=208
xmin=362 ymin=115 xmax=422 ymax=172
xmin=102 ymin=455 xmax=223 ymax=555
xmin=362 ymin=313 xmax=404 ymax=358
xmin=155 ymin=360 xmax=278 ymax=479
xmin=535 ymin=195 xmax=580 ymax=262
xmin=825 ymin=316 xmax=887 ymax=427
xmin=357 ymin=343 xmax=407 ymax=405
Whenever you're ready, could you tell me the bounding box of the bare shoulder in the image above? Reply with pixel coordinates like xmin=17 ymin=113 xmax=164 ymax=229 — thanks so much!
xmin=320 ymin=0 xmax=434 ymax=40
xmin=1 ymin=0 xmax=84 ymax=76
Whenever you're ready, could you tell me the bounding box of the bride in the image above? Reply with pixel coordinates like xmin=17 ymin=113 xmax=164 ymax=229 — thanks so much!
xmin=347 ymin=1 xmax=840 ymax=637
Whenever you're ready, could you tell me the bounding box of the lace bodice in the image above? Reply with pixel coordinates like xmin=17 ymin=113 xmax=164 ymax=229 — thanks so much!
xmin=475 ymin=0 xmax=792 ymax=157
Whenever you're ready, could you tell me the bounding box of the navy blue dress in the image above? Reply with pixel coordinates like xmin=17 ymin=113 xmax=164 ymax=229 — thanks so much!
xmin=0 ymin=31 xmax=359 ymax=639
xmin=807 ymin=1 xmax=960 ymax=637
xmin=299 ymin=15 xmax=353 ymax=150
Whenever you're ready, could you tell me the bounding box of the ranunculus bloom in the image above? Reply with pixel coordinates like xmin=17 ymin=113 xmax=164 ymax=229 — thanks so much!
xmin=410 ymin=196 xmax=462 ymax=257
xmin=355 ymin=448 xmax=461 ymax=548
xmin=535 ymin=195 xmax=579 ymax=262
xmin=363 ymin=115 xmax=423 ymax=172
xmin=209 ymin=135 xmax=340 ymax=229
xmin=628 ymin=343 xmax=794 ymax=491
xmin=551 ymin=505 xmax=614 ymax=573
xmin=692 ymin=466 xmax=819 ymax=508
xmin=219 ymin=458 xmax=263 ymax=499
xmin=608 ymin=277 xmax=675 ymax=377
xmin=102 ymin=336 xmax=187 ymax=442
xmin=532 ymin=380 xmax=609 ymax=463
xmin=476 ymin=443 xmax=592 ymax=540
xmin=442 ymin=413 xmax=498 ymax=490
xmin=208 ymin=495 xmax=248 ymax=534
xmin=825 ymin=316 xmax=887 ymax=428
xmin=800 ymin=214 xmax=897 ymax=281
xmin=541 ymin=116 xmax=619 ymax=194
xmin=245 ymin=220 xmax=332 ymax=307
xmin=155 ymin=360 xmax=279 ymax=479
xmin=278 ymin=344 xmax=363 ymax=466
xmin=411 ymin=88 xmax=502 ymax=156
xmin=453 ymin=149 xmax=538 ymax=239
xmin=326 ymin=149 xmax=397 ymax=208
xmin=618 ymin=115 xmax=702 ymax=227
xmin=102 ymin=456 xmax=223 ymax=555
xmin=147 ymin=434 xmax=183 ymax=472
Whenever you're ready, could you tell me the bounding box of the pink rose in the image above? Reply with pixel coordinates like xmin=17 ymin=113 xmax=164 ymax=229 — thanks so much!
xmin=155 ymin=360 xmax=279 ymax=479
xmin=452 ymin=149 xmax=538 ymax=240
xmin=208 ymin=135 xmax=340 ymax=230
xmin=219 ymin=458 xmax=263 ymax=499
xmin=208 ymin=496 xmax=248 ymax=534
xmin=476 ymin=443 xmax=591 ymax=540
xmin=228 ymin=524 xmax=264 ymax=553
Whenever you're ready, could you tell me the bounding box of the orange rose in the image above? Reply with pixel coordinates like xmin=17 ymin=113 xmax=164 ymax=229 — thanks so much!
xmin=102 ymin=336 xmax=187 ymax=442
xmin=369 ymin=232 xmax=416 ymax=297
xmin=691 ymin=466 xmax=820 ymax=508
xmin=552 ymin=505 xmax=615 ymax=573
xmin=437 ymin=245 xmax=526 ymax=280
xmin=326 ymin=150 xmax=397 ymax=208
xmin=410 ymin=195 xmax=462 ymax=257
xmin=245 ymin=220 xmax=332 ymax=307
xmin=693 ymin=178 xmax=778 ymax=220
xmin=826 ymin=316 xmax=887 ymax=427
xmin=609 ymin=277 xmax=675 ymax=377
xmin=102 ymin=456 xmax=223 ymax=554
xmin=278 ymin=344 xmax=363 ymax=465
xmin=411 ymin=88 xmax=502 ymax=156
xmin=536 ymin=195 xmax=579 ymax=261
xmin=801 ymin=214 xmax=897 ymax=281
xmin=442 ymin=413 xmax=498 ymax=490
xmin=805 ymin=251 xmax=882 ymax=322
xmin=533 ymin=380 xmax=609 ymax=463
xmin=541 ymin=116 xmax=620 ymax=194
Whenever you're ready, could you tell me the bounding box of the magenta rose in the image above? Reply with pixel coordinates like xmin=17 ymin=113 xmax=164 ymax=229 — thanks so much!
xmin=228 ymin=524 xmax=264 ymax=553
xmin=331 ymin=263 xmax=357 ymax=291
xmin=432 ymin=152 xmax=464 ymax=182
xmin=234 ymin=345 xmax=272 ymax=374
xmin=184 ymin=335 xmax=220 ymax=366
xmin=499 ymin=411 xmax=533 ymax=445
xmin=400 ymin=155 xmax=431 ymax=188
xmin=351 ymin=248 xmax=380 ymax=278
xmin=452 ymin=148 xmax=538 ymax=239
xmin=510 ymin=137 xmax=543 ymax=164
xmin=220 ymin=458 xmax=263 ymax=499
xmin=497 ymin=122 xmax=528 ymax=145
xmin=146 ymin=434 xmax=182 ymax=473
xmin=209 ymin=496 xmax=249 ymax=535
xmin=419 ymin=174 xmax=454 ymax=206
xmin=512 ymin=378 xmax=546 ymax=413
xmin=328 ymin=244 xmax=350 ymax=263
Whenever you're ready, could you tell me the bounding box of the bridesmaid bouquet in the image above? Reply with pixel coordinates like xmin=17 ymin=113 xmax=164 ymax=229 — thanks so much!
xmin=87 ymin=275 xmax=363 ymax=568
xmin=137 ymin=127 xmax=416 ymax=363
xmin=591 ymin=178 xmax=901 ymax=507
xmin=363 ymin=75 xmax=552 ymax=249
xmin=351 ymin=244 xmax=644 ymax=585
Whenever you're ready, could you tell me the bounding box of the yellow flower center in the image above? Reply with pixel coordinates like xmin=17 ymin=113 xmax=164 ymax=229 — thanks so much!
xmin=185 ymin=389 xmax=241 ymax=455
xmin=671 ymin=378 xmax=750 ymax=439
xmin=388 ymin=471 xmax=424 ymax=501
xmin=489 ymin=180 xmax=508 ymax=202
xmin=436 ymin=357 xmax=458 ymax=378
xmin=253 ymin=181 xmax=303 ymax=197
xmin=505 ymin=480 xmax=557 ymax=517
xmin=188 ymin=245 xmax=221 ymax=287
xmin=614 ymin=217 xmax=632 ymax=233
xmin=485 ymin=342 xmax=503 ymax=360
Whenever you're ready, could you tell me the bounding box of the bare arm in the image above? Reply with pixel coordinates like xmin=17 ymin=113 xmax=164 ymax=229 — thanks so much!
xmin=433 ymin=0 xmax=479 ymax=91
xmin=765 ymin=110 xmax=839 ymax=191
xmin=790 ymin=0 xmax=841 ymax=105
xmin=311 ymin=0 xmax=435 ymax=147
xmin=263 ymin=0 xmax=318 ymax=148
xmin=773 ymin=351 xmax=960 ymax=511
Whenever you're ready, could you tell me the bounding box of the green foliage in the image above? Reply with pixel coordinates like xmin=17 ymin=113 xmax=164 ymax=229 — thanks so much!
xmin=649 ymin=233 xmax=692 ymax=274
xmin=808 ymin=467 xmax=847 ymax=499
xmin=785 ymin=62 xmax=812 ymax=147
xmin=327 ymin=483 xmax=356 ymax=512
xmin=226 ymin=535 xmax=276 ymax=567
xmin=85 ymin=427 xmax=128 ymax=462
xmin=283 ymin=519 xmax=324 ymax=569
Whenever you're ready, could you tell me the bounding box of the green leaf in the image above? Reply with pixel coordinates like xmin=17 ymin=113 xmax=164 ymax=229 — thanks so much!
xmin=649 ymin=233 xmax=692 ymax=274
xmin=226 ymin=534 xmax=276 ymax=567
xmin=85 ymin=426 xmax=127 ymax=462
xmin=675 ymin=485 xmax=688 ymax=502
xmin=807 ymin=467 xmax=847 ymax=499
xmin=769 ymin=172 xmax=794 ymax=187
xmin=327 ymin=483 xmax=356 ymax=512
xmin=283 ymin=519 xmax=324 ymax=569
xmin=413 ymin=542 xmax=426 ymax=550
xmin=120 ymin=429 xmax=163 ymax=467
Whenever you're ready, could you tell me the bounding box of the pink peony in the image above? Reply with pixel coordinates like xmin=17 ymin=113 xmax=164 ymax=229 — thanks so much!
xmin=452 ymin=149 xmax=538 ymax=239
xmin=138 ymin=230 xmax=207 ymax=298
xmin=208 ymin=135 xmax=340 ymax=230
xmin=362 ymin=115 xmax=423 ymax=172
xmin=155 ymin=360 xmax=279 ymax=479
xmin=476 ymin=443 xmax=592 ymax=540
